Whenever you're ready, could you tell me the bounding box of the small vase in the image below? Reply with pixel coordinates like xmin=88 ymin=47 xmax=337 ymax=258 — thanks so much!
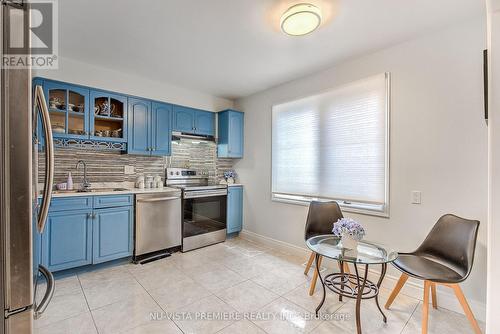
xmin=341 ymin=234 xmax=358 ymax=250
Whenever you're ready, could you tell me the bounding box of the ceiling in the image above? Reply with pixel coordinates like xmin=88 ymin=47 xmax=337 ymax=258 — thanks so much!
xmin=58 ymin=0 xmax=485 ymax=100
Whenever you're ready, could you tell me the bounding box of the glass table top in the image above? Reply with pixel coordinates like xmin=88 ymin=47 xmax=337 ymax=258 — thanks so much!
xmin=306 ymin=235 xmax=398 ymax=265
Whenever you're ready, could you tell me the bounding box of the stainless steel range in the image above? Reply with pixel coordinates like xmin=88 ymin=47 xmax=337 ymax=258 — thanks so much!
xmin=166 ymin=168 xmax=227 ymax=252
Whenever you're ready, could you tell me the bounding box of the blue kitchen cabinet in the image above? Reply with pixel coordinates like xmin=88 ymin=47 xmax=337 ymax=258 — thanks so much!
xmin=127 ymin=98 xmax=151 ymax=155
xmin=227 ymin=186 xmax=243 ymax=234
xmin=93 ymin=206 xmax=134 ymax=264
xmin=90 ymin=90 xmax=128 ymax=142
xmin=128 ymin=99 xmax=172 ymax=156
xmin=195 ymin=110 xmax=215 ymax=136
xmin=43 ymin=80 xmax=90 ymax=140
xmin=173 ymin=106 xmax=195 ymax=133
xmin=40 ymin=194 xmax=134 ymax=272
xmin=41 ymin=209 xmax=93 ymax=272
xmin=173 ymin=105 xmax=215 ymax=136
xmin=151 ymin=102 xmax=172 ymax=156
xmin=218 ymin=109 xmax=244 ymax=158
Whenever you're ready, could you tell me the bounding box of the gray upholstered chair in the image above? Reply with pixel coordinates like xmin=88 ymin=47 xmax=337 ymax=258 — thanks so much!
xmin=303 ymin=201 xmax=350 ymax=296
xmin=385 ymin=214 xmax=481 ymax=334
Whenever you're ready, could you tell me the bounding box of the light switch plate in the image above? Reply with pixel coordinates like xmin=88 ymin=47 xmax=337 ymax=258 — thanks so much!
xmin=411 ymin=191 xmax=422 ymax=204
xmin=124 ymin=165 xmax=134 ymax=175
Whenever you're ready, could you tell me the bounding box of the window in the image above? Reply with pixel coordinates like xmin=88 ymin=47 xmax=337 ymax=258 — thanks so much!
xmin=272 ymin=73 xmax=390 ymax=216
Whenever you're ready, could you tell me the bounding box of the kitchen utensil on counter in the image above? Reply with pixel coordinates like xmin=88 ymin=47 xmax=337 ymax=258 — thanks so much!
xmin=136 ymin=175 xmax=145 ymax=189
xmin=153 ymin=175 xmax=162 ymax=188
xmin=145 ymin=176 xmax=154 ymax=189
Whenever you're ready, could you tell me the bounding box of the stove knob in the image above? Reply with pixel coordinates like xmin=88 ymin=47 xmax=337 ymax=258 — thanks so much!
xmin=176 ymin=171 xmax=180 ymax=175
xmin=170 ymin=171 xmax=174 ymax=175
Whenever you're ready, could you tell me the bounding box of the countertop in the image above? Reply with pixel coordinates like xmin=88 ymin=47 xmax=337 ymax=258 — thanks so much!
xmin=227 ymin=183 xmax=243 ymax=187
xmin=45 ymin=187 xmax=181 ymax=198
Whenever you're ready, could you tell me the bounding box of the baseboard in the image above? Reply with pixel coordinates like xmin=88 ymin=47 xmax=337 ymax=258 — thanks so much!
xmin=239 ymin=229 xmax=486 ymax=322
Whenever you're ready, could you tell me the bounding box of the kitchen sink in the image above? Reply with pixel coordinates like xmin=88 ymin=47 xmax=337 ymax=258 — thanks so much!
xmin=53 ymin=188 xmax=129 ymax=194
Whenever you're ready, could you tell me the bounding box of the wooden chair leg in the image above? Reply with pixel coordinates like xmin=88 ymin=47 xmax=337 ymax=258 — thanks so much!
xmin=385 ymin=273 xmax=409 ymax=309
xmin=309 ymin=255 xmax=323 ymax=296
xmin=431 ymin=283 xmax=438 ymax=309
xmin=450 ymin=284 xmax=482 ymax=334
xmin=304 ymin=251 xmax=315 ymax=275
xmin=344 ymin=263 xmax=350 ymax=274
xmin=422 ymin=281 xmax=431 ymax=334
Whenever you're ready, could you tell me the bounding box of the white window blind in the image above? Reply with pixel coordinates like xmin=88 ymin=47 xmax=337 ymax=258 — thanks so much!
xmin=272 ymin=73 xmax=390 ymax=215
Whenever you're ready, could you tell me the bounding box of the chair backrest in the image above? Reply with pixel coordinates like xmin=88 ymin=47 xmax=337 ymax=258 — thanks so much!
xmin=304 ymin=201 xmax=343 ymax=241
xmin=415 ymin=214 xmax=480 ymax=281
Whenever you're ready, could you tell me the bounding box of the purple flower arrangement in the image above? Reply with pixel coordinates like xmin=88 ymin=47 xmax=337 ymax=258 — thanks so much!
xmin=332 ymin=218 xmax=366 ymax=241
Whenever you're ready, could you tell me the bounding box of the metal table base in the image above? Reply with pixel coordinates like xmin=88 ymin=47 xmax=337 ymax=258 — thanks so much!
xmin=314 ymin=253 xmax=388 ymax=334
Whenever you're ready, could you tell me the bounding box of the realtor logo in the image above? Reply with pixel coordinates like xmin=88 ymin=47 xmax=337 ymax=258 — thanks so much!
xmin=2 ymin=0 xmax=58 ymax=69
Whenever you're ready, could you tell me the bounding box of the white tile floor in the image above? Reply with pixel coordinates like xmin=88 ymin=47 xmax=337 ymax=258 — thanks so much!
xmin=34 ymin=237 xmax=484 ymax=334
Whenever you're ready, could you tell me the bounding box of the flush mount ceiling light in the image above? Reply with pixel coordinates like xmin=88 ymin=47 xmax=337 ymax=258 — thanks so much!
xmin=280 ymin=3 xmax=322 ymax=36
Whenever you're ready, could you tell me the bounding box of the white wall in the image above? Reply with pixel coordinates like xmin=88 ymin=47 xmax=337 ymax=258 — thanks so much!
xmin=34 ymin=57 xmax=234 ymax=112
xmin=486 ymin=0 xmax=500 ymax=332
xmin=236 ymin=18 xmax=488 ymax=319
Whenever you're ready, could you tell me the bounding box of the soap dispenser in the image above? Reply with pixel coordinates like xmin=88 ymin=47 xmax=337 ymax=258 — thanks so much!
xmin=67 ymin=172 xmax=73 ymax=190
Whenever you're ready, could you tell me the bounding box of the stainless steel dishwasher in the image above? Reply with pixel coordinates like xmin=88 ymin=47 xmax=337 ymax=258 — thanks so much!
xmin=134 ymin=191 xmax=182 ymax=263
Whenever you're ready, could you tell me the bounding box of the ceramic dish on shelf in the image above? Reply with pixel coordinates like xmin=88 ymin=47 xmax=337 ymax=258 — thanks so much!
xmin=76 ymin=104 xmax=85 ymax=112
xmin=67 ymin=103 xmax=75 ymax=111
xmin=111 ymin=129 xmax=122 ymax=138
xmin=94 ymin=106 xmax=100 ymax=115
xmin=69 ymin=129 xmax=85 ymax=135
xmin=52 ymin=126 xmax=65 ymax=134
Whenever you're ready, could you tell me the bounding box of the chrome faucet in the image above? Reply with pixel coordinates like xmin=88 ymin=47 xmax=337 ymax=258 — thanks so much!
xmin=76 ymin=160 xmax=91 ymax=191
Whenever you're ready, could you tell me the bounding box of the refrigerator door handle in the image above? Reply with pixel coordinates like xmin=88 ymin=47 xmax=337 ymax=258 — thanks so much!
xmin=33 ymin=265 xmax=55 ymax=319
xmin=34 ymin=85 xmax=54 ymax=233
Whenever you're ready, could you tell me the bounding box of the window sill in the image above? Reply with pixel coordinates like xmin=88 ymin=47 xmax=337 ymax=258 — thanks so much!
xmin=271 ymin=195 xmax=389 ymax=218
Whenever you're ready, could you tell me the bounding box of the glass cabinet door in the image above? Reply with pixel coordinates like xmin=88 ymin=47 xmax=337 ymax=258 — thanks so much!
xmin=90 ymin=90 xmax=127 ymax=142
xmin=44 ymin=82 xmax=89 ymax=138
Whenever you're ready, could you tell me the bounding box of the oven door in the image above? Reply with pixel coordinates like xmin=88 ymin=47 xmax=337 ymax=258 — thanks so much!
xmin=182 ymin=193 xmax=227 ymax=251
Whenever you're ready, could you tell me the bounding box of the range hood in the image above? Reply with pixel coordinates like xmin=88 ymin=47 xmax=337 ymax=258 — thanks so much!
xmin=171 ymin=131 xmax=216 ymax=142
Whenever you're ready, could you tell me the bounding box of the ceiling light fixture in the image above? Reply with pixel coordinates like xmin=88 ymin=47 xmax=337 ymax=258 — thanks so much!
xmin=280 ymin=3 xmax=322 ymax=36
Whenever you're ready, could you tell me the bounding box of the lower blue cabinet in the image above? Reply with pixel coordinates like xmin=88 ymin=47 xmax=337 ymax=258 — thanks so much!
xmin=42 ymin=209 xmax=93 ymax=272
xmin=93 ymin=206 xmax=134 ymax=264
xmin=227 ymin=186 xmax=243 ymax=234
xmin=41 ymin=195 xmax=134 ymax=272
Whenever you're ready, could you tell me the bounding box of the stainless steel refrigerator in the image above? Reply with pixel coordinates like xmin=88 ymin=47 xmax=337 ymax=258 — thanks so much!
xmin=1 ymin=2 xmax=55 ymax=333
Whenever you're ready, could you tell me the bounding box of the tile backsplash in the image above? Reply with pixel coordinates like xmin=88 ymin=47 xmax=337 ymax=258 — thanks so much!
xmin=39 ymin=138 xmax=237 ymax=185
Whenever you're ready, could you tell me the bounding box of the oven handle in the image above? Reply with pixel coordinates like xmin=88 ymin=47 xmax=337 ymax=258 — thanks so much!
xmin=184 ymin=191 xmax=227 ymax=199
xmin=137 ymin=196 xmax=180 ymax=203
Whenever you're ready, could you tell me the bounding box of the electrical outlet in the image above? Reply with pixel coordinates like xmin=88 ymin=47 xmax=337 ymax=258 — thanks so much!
xmin=411 ymin=191 xmax=422 ymax=204
xmin=124 ymin=165 xmax=134 ymax=175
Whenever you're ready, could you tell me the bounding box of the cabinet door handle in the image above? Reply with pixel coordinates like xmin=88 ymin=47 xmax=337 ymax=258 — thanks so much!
xmin=87 ymin=213 xmax=92 ymax=218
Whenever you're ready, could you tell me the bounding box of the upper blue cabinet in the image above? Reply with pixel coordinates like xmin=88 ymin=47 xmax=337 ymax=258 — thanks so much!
xmin=173 ymin=105 xmax=215 ymax=136
xmin=43 ymin=80 xmax=90 ymax=139
xmin=127 ymin=98 xmax=172 ymax=156
xmin=127 ymin=98 xmax=151 ymax=155
xmin=218 ymin=109 xmax=244 ymax=158
xmin=151 ymin=102 xmax=172 ymax=156
xmin=90 ymin=90 xmax=128 ymax=142
xmin=36 ymin=78 xmax=127 ymax=148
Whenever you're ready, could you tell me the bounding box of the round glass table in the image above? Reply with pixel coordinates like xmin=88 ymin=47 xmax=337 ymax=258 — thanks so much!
xmin=306 ymin=235 xmax=398 ymax=334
